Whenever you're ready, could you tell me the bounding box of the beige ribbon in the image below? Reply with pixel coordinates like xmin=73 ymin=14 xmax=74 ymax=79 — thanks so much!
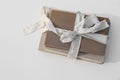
xmin=24 ymin=7 xmax=109 ymax=59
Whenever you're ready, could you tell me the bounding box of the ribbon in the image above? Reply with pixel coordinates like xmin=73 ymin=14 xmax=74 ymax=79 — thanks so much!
xmin=24 ymin=7 xmax=109 ymax=59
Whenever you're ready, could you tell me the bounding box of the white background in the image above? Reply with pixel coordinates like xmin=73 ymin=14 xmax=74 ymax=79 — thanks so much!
xmin=0 ymin=0 xmax=120 ymax=80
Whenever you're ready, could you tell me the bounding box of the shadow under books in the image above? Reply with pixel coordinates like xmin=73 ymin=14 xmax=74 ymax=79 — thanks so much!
xmin=101 ymin=14 xmax=120 ymax=63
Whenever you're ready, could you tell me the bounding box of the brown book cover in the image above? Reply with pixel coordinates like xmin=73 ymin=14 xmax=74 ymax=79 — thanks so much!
xmin=39 ymin=9 xmax=110 ymax=64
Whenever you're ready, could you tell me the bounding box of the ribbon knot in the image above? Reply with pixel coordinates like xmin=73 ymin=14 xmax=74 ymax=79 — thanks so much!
xmin=58 ymin=30 xmax=77 ymax=43
xmin=24 ymin=7 xmax=109 ymax=59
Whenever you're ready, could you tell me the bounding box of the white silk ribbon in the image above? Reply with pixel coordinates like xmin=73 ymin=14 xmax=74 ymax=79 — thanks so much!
xmin=24 ymin=7 xmax=109 ymax=59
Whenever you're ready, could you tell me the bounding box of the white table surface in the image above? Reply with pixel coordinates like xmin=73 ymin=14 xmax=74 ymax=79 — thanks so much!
xmin=0 ymin=0 xmax=120 ymax=80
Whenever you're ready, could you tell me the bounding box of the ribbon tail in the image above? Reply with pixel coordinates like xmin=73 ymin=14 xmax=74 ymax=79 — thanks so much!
xmin=24 ymin=7 xmax=57 ymax=35
xmin=24 ymin=21 xmax=46 ymax=35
